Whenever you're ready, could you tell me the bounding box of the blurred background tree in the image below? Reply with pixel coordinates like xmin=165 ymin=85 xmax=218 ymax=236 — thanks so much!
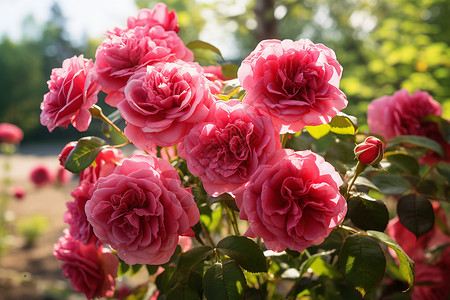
xmin=0 ymin=0 xmax=449 ymax=142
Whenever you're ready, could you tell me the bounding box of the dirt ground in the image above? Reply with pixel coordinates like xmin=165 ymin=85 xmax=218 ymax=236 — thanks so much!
xmin=0 ymin=149 xmax=85 ymax=300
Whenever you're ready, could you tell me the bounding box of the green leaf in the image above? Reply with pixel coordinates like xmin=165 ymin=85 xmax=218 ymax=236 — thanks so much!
xmin=156 ymin=266 xmax=177 ymax=294
xmin=354 ymin=176 xmax=381 ymax=192
xmin=203 ymin=261 xmax=247 ymax=300
xmin=348 ymin=194 xmax=389 ymax=231
xmin=437 ymin=162 xmax=450 ymax=181
xmin=176 ymin=246 xmax=213 ymax=281
xmin=371 ymin=174 xmax=411 ymax=195
xmin=299 ymin=250 xmax=339 ymax=277
xmin=216 ymin=236 xmax=267 ymax=273
xmin=397 ymin=194 xmax=435 ymax=238
xmin=388 ymin=135 xmax=444 ymax=157
xmin=221 ymin=63 xmax=239 ymax=79
xmin=64 ymin=136 xmax=108 ymax=173
xmin=186 ymin=40 xmax=223 ymax=59
xmin=386 ymin=153 xmax=420 ymax=175
xmin=328 ymin=112 xmax=358 ymax=135
xmin=305 ymin=124 xmax=331 ymax=139
xmin=367 ymin=230 xmax=415 ymax=290
xmin=339 ymin=234 xmax=386 ymax=297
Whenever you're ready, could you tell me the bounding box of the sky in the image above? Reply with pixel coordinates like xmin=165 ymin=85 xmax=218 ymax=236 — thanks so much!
xmin=0 ymin=0 xmax=139 ymax=44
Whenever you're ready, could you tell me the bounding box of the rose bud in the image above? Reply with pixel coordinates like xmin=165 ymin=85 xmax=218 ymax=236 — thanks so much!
xmin=354 ymin=136 xmax=385 ymax=166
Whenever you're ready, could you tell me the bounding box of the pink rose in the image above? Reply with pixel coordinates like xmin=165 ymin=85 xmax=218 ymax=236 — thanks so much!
xmin=40 ymin=55 xmax=99 ymax=132
xmin=85 ymin=155 xmax=199 ymax=265
xmin=95 ymin=25 xmax=193 ymax=98
xmin=64 ymin=180 xmax=98 ymax=245
xmin=367 ymin=89 xmax=449 ymax=164
xmin=79 ymin=148 xmax=125 ymax=184
xmin=354 ymin=136 xmax=385 ymax=166
xmin=117 ymin=61 xmax=215 ymax=149
xmin=180 ymin=100 xmax=281 ymax=196
xmin=238 ymin=39 xmax=347 ymax=134
xmin=53 ymin=229 xmax=118 ymax=299
xmin=235 ymin=149 xmax=347 ymax=252
xmin=0 ymin=123 xmax=23 ymax=144
xmin=127 ymin=4 xmax=179 ymax=33
xmin=29 ymin=164 xmax=54 ymax=187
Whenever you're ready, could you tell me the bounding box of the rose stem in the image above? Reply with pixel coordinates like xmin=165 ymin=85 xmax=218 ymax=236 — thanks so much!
xmin=89 ymin=105 xmax=130 ymax=144
xmin=224 ymin=204 xmax=240 ymax=235
xmin=345 ymin=161 xmax=367 ymax=199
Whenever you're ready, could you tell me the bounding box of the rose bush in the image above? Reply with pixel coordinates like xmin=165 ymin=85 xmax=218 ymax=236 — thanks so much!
xmin=236 ymin=149 xmax=347 ymax=252
xmin=180 ymin=99 xmax=281 ymax=196
xmin=41 ymin=3 xmax=449 ymax=299
xmin=238 ymin=39 xmax=347 ymax=134
xmin=40 ymin=55 xmax=99 ymax=132
xmin=85 ymin=155 xmax=199 ymax=265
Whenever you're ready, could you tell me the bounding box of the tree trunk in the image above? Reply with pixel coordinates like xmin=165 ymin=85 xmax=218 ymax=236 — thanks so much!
xmin=254 ymin=0 xmax=278 ymax=41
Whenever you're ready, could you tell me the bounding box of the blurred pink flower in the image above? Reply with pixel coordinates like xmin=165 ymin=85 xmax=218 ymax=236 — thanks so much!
xmin=11 ymin=186 xmax=26 ymax=200
xmin=368 ymin=89 xmax=450 ymax=165
xmin=0 ymin=123 xmax=23 ymax=144
xmin=29 ymin=164 xmax=54 ymax=187
xmin=55 ymin=166 xmax=73 ymax=186
xmin=236 ymin=149 xmax=347 ymax=252
xmin=40 ymin=55 xmax=99 ymax=132
xmin=238 ymin=39 xmax=347 ymax=134
xmin=387 ymin=202 xmax=450 ymax=300
xmin=85 ymin=155 xmax=199 ymax=265
xmin=53 ymin=229 xmax=118 ymax=299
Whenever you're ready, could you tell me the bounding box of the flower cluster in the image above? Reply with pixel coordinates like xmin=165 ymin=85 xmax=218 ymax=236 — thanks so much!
xmin=38 ymin=2 xmax=449 ymax=299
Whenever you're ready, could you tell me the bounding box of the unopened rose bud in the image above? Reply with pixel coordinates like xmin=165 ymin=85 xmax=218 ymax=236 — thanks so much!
xmin=354 ymin=136 xmax=385 ymax=166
